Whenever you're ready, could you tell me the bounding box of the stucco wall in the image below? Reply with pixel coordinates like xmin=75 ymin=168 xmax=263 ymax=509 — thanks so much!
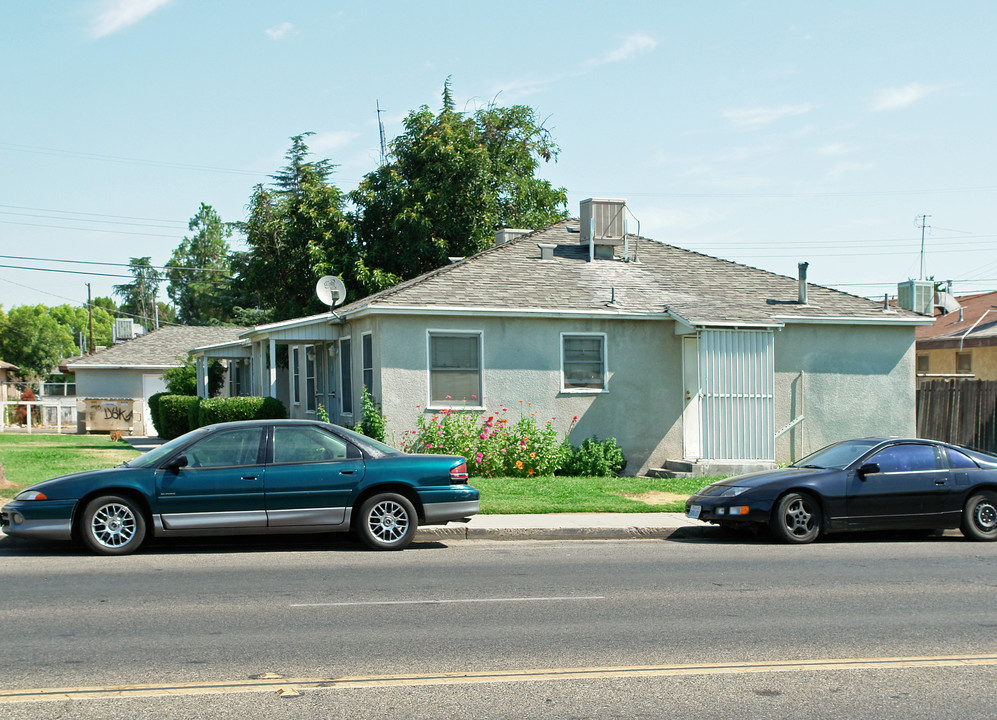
xmin=74 ymin=368 xmax=148 ymax=399
xmin=917 ymin=345 xmax=997 ymax=381
xmin=374 ymin=315 xmax=682 ymax=476
xmin=774 ymin=323 xmax=916 ymax=462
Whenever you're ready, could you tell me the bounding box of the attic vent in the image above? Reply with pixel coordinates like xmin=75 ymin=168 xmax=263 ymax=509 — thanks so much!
xmin=494 ymin=228 xmax=531 ymax=246
xmin=537 ymin=243 xmax=556 ymax=260
xmin=580 ymin=198 xmax=626 ymax=247
xmin=898 ymin=280 xmax=934 ymax=316
xmin=113 ymin=318 xmax=135 ymax=343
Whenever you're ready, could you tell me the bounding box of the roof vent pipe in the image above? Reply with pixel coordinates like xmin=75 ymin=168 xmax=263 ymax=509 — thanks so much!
xmin=798 ymin=262 xmax=809 ymax=305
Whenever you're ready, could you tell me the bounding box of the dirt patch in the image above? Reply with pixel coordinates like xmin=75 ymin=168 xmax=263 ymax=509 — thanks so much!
xmin=619 ymin=491 xmax=689 ymax=506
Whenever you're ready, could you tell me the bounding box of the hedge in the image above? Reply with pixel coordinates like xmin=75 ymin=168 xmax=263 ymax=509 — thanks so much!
xmin=197 ymin=396 xmax=287 ymax=426
xmin=147 ymin=392 xmax=169 ymax=437
xmin=157 ymin=395 xmax=202 ymax=440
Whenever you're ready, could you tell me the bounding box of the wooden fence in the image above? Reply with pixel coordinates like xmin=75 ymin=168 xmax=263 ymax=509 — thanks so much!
xmin=916 ymin=379 xmax=997 ymax=453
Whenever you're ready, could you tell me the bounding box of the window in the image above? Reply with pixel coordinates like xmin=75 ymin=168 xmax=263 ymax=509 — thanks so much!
xmin=429 ymin=331 xmax=481 ymax=404
xmin=957 ymin=352 xmax=972 ymax=374
xmin=291 ymin=347 xmax=301 ymax=405
xmin=561 ymin=333 xmax=607 ymax=391
xmin=185 ymin=428 xmax=262 ymax=468
xmin=868 ymin=444 xmax=939 ymax=473
xmin=228 ymin=361 xmax=242 ymax=397
xmin=916 ymin=355 xmax=929 ymax=373
xmin=273 ymin=426 xmax=352 ymax=464
xmin=340 ymin=338 xmax=353 ymax=416
xmin=362 ymin=333 xmax=373 ymax=391
xmin=305 ymin=346 xmax=316 ymax=413
xmin=947 ymin=447 xmax=979 ymax=469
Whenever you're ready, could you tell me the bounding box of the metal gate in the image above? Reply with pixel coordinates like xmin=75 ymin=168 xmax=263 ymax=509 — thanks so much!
xmin=698 ymin=328 xmax=775 ymax=461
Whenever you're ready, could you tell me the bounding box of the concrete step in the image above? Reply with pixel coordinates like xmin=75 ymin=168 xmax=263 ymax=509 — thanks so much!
xmin=646 ymin=467 xmax=693 ymax=479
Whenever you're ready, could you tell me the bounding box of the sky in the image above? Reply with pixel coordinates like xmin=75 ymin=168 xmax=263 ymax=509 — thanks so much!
xmin=3 ymin=0 xmax=997 ymax=314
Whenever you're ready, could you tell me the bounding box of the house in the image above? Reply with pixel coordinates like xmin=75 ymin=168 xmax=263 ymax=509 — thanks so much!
xmin=191 ymin=199 xmax=930 ymax=476
xmin=68 ymin=325 xmax=246 ymax=435
xmin=915 ymin=290 xmax=997 ymax=382
xmin=0 ymin=360 xmax=18 ymax=419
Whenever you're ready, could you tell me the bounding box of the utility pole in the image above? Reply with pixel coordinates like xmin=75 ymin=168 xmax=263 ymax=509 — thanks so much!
xmin=916 ymin=214 xmax=932 ymax=280
xmin=86 ymin=283 xmax=95 ymax=355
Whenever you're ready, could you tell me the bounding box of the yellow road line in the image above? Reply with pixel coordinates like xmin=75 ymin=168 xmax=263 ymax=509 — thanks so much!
xmin=4 ymin=653 xmax=997 ymax=704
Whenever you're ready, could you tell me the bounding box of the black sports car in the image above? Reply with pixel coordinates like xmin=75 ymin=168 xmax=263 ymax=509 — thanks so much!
xmin=685 ymin=438 xmax=997 ymax=543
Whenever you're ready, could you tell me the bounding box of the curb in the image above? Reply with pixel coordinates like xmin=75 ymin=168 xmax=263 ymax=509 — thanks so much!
xmin=414 ymin=526 xmax=704 ymax=542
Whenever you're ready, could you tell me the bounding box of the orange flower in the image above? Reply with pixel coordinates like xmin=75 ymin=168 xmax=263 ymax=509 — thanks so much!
xmin=515 ymin=460 xmax=524 ymax=470
xmin=527 ymin=468 xmax=535 ymax=476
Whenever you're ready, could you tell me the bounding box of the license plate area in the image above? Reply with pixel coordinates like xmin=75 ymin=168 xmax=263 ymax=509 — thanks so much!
xmin=688 ymin=504 xmax=702 ymax=519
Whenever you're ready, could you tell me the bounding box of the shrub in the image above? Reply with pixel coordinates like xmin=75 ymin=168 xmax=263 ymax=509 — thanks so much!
xmin=147 ymin=391 xmax=168 ymax=436
xmin=158 ymin=395 xmax=201 ymax=439
xmin=197 ymin=396 xmax=288 ymax=426
xmin=402 ymin=402 xmax=566 ymax=478
xmin=559 ymin=436 xmax=626 ymax=477
xmin=356 ymin=387 xmax=386 ymax=442
xmin=187 ymin=396 xmax=202 ymax=430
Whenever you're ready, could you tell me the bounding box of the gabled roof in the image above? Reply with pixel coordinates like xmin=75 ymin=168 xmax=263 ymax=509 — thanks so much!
xmin=917 ymin=291 xmax=997 ymax=347
xmin=334 ymin=220 xmax=925 ymax=327
xmin=0 ymin=360 xmax=18 ymax=371
xmin=67 ymin=325 xmax=247 ymax=370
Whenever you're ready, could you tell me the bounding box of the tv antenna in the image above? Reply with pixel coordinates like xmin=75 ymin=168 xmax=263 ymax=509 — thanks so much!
xmin=915 ymin=214 xmax=932 ymax=280
xmin=377 ymin=100 xmax=388 ymax=166
xmin=316 ymin=275 xmax=347 ymax=320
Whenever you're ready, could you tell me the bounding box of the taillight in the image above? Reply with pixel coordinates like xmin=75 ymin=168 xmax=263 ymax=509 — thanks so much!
xmin=450 ymin=462 xmax=469 ymax=484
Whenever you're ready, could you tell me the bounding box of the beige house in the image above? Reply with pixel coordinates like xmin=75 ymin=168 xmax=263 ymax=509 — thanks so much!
xmin=916 ymin=291 xmax=997 ymax=382
xmin=193 ymin=200 xmax=931 ymax=476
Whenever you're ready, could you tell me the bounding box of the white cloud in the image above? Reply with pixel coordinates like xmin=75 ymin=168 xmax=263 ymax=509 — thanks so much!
xmin=589 ymin=33 xmax=657 ymax=65
xmin=721 ymin=104 xmax=815 ymax=129
xmin=869 ymin=82 xmax=940 ymax=111
xmin=89 ymin=0 xmax=170 ymax=39
xmin=310 ymin=130 xmax=361 ymax=154
xmin=265 ymin=21 xmax=295 ymax=40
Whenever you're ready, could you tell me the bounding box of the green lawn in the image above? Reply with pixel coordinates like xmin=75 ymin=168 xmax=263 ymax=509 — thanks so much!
xmin=0 ymin=433 xmax=720 ymax=513
xmin=0 ymin=434 xmax=139 ymax=498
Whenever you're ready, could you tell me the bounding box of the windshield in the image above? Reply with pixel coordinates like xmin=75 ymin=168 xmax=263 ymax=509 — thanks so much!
xmin=791 ymin=439 xmax=882 ymax=470
xmin=123 ymin=427 xmax=212 ymax=468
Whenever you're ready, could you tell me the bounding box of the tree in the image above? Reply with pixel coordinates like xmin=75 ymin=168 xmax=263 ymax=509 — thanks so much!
xmin=351 ymin=80 xmax=568 ymax=283
xmin=166 ymin=203 xmax=233 ymax=324
xmin=113 ymin=257 xmax=162 ymax=329
xmin=48 ymin=303 xmax=114 ymax=350
xmin=0 ymin=305 xmax=76 ymax=379
xmin=238 ymin=134 xmax=357 ymax=321
xmin=162 ymin=355 xmax=226 ymax=397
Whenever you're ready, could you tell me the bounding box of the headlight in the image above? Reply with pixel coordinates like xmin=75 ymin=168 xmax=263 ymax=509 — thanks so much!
xmin=718 ymin=486 xmax=748 ymax=497
xmin=13 ymin=490 xmax=48 ymax=501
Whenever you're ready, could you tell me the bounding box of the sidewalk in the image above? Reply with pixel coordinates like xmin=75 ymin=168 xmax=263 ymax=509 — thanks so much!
xmin=121 ymin=436 xmax=712 ymax=543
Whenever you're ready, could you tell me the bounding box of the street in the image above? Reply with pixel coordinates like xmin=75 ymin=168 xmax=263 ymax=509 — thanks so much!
xmin=1 ymin=531 xmax=996 ymax=718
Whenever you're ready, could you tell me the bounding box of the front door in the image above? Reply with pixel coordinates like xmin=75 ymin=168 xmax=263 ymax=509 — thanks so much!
xmin=682 ymin=335 xmax=701 ymax=460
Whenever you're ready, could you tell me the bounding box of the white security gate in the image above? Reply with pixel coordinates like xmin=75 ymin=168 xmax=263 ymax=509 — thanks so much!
xmin=697 ymin=329 xmax=775 ymax=461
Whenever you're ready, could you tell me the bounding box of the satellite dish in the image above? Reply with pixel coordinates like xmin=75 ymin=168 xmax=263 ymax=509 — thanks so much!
xmin=316 ymin=275 xmax=347 ymax=308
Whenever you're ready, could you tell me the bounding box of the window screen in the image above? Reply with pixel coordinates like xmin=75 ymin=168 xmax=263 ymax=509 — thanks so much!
xmin=430 ymin=333 xmax=481 ymax=403
xmin=563 ymin=335 xmax=605 ymax=390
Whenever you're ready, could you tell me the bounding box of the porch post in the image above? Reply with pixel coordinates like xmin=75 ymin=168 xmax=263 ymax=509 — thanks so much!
xmin=269 ymin=337 xmax=277 ymax=399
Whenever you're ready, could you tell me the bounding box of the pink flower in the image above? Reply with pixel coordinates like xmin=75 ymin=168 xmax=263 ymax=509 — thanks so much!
xmin=426 ymin=443 xmax=433 ymax=449
xmin=479 ymin=433 xmax=487 ymax=439
xmin=446 ymin=395 xmax=452 ymax=399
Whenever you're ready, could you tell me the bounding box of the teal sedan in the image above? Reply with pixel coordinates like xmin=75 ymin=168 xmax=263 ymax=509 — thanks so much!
xmin=1 ymin=420 xmax=479 ymax=555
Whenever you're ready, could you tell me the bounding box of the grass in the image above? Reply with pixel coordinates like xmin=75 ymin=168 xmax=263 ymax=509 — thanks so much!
xmin=0 ymin=433 xmax=722 ymax=513
xmin=0 ymin=434 xmax=139 ymax=500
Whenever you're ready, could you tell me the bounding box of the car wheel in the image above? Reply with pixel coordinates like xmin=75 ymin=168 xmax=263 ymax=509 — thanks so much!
xmin=771 ymin=492 xmax=821 ymax=544
xmin=961 ymin=492 xmax=997 ymax=541
xmin=357 ymin=493 xmax=417 ymax=551
xmin=79 ymin=495 xmax=146 ymax=555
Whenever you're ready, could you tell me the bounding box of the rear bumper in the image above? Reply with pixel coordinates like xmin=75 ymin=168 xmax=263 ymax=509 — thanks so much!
xmin=422 ymin=500 xmax=480 ymax=525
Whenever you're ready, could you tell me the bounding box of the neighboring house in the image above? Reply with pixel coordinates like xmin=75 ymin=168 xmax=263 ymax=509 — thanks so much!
xmin=68 ymin=325 xmax=246 ymax=435
xmin=0 ymin=360 xmax=19 ymax=416
xmin=192 ymin=200 xmax=930 ymax=476
xmin=915 ymin=291 xmax=997 ymax=382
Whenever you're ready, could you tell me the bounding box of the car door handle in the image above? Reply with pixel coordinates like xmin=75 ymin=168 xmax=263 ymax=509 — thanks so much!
xmin=935 ymin=480 xmax=948 ymax=486
xmin=339 ymin=470 xmax=355 ymax=475
xmin=242 ymin=475 xmax=259 ymax=481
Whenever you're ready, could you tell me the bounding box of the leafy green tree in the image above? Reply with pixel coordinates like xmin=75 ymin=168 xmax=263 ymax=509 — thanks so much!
xmin=48 ymin=304 xmax=114 ymax=350
xmin=351 ymin=80 xmax=568 ymax=282
xmin=0 ymin=305 xmax=76 ymax=379
xmin=162 ymin=355 xmax=226 ymax=396
xmin=166 ymin=203 xmax=234 ymax=324
xmin=238 ymin=134 xmax=357 ymax=321
xmin=93 ymin=296 xmax=117 ymax=314
xmin=113 ymin=257 xmax=162 ymax=329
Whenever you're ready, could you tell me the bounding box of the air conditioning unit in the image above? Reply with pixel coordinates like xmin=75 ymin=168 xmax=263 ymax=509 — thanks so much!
xmin=580 ymin=198 xmax=626 ymax=247
xmin=113 ymin=318 xmax=135 ymax=343
xmin=898 ymin=280 xmax=934 ymax=316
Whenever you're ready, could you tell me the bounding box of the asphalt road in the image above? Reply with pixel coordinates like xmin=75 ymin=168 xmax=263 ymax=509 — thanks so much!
xmin=1 ymin=531 xmax=996 ymax=719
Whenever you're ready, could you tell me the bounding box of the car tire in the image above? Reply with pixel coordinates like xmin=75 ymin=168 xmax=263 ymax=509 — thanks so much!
xmin=961 ymin=491 xmax=997 ymax=541
xmin=79 ymin=494 xmax=146 ymax=555
xmin=771 ymin=492 xmax=821 ymax=544
xmin=356 ymin=493 xmax=417 ymax=551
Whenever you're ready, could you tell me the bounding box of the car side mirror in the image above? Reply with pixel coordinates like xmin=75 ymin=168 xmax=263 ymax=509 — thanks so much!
xmin=857 ymin=462 xmax=879 ymax=479
xmin=166 ymin=455 xmax=189 ymax=473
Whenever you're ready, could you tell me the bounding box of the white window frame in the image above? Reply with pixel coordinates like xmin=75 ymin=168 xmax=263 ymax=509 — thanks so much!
xmin=361 ymin=332 xmax=373 ymax=392
xmin=426 ymin=329 xmax=484 ymax=409
xmin=560 ymin=332 xmax=608 ymax=393
xmin=305 ymin=344 xmax=316 ymax=414
xmin=339 ymin=337 xmax=353 ymax=417
xmin=291 ymin=346 xmax=301 ymax=406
